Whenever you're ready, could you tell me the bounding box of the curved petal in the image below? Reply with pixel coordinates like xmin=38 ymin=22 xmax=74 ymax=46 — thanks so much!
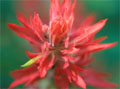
xmin=82 ymin=42 xmax=117 ymax=53
xmin=70 ymin=19 xmax=108 ymax=44
xmin=9 ymin=64 xmax=39 ymax=89
xmin=38 ymin=54 xmax=56 ymax=78
xmin=82 ymin=69 xmax=117 ymax=88
xmin=54 ymin=64 xmax=69 ymax=89
xmin=26 ymin=50 xmax=40 ymax=59
xmin=72 ymin=74 xmax=86 ymax=89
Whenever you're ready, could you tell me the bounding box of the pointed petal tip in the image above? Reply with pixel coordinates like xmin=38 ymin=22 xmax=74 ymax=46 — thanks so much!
xmin=8 ymin=23 xmax=12 ymax=27
xmin=99 ymin=42 xmax=117 ymax=49
xmin=101 ymin=18 xmax=108 ymax=24
xmin=104 ymin=18 xmax=108 ymax=21
xmin=114 ymin=83 xmax=118 ymax=88
xmin=98 ymin=18 xmax=108 ymax=25
xmin=8 ymin=23 xmax=14 ymax=29
xmin=111 ymin=83 xmax=118 ymax=88
xmin=26 ymin=50 xmax=31 ymax=57
xmin=113 ymin=42 xmax=117 ymax=45
xmin=110 ymin=42 xmax=118 ymax=47
xmin=16 ymin=12 xmax=24 ymax=20
xmin=100 ymin=36 xmax=108 ymax=41
xmin=26 ymin=51 xmax=40 ymax=59
xmin=8 ymin=23 xmax=11 ymax=25
xmin=8 ymin=23 xmax=19 ymax=30
xmin=82 ymin=83 xmax=86 ymax=89
xmin=8 ymin=83 xmax=15 ymax=89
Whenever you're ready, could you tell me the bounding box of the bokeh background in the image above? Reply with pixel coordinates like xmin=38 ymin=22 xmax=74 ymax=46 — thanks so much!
xmin=1 ymin=0 xmax=119 ymax=89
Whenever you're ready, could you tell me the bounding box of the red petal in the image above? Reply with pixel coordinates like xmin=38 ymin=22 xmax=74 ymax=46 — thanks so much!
xmin=80 ymin=14 xmax=96 ymax=28
xmin=38 ymin=54 xmax=56 ymax=78
xmin=71 ymin=19 xmax=108 ymax=43
xmin=26 ymin=50 xmax=40 ymax=59
xmin=30 ymin=11 xmax=45 ymax=42
xmin=86 ymin=18 xmax=108 ymax=36
xmin=64 ymin=37 xmax=69 ymax=48
xmin=93 ymin=36 xmax=107 ymax=44
xmin=67 ymin=64 xmax=86 ymax=89
xmin=50 ymin=17 xmax=69 ymax=45
xmin=81 ymin=58 xmax=95 ymax=67
xmin=18 ymin=12 xmax=44 ymax=42
xmin=54 ymin=65 xmax=69 ymax=89
xmin=61 ymin=56 xmax=70 ymax=69
xmin=8 ymin=23 xmax=26 ymax=34
xmin=88 ymin=80 xmax=117 ymax=88
xmin=10 ymin=64 xmax=37 ymax=79
xmin=9 ymin=64 xmax=39 ymax=89
xmin=24 ymin=76 xmax=40 ymax=87
xmin=61 ymin=47 xmax=79 ymax=54
xmin=72 ymin=75 xmax=86 ymax=89
xmin=8 ymin=23 xmax=39 ymax=42
xmin=48 ymin=56 xmax=56 ymax=69
xmin=83 ymin=69 xmax=117 ymax=88
xmin=67 ymin=14 xmax=74 ymax=29
xmin=83 ymin=42 xmax=117 ymax=53
xmin=17 ymin=12 xmax=31 ymax=28
xmin=70 ymin=63 xmax=83 ymax=72
xmin=71 ymin=0 xmax=76 ymax=12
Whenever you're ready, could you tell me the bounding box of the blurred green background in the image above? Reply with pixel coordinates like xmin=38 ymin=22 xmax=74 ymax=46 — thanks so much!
xmin=1 ymin=0 xmax=119 ymax=89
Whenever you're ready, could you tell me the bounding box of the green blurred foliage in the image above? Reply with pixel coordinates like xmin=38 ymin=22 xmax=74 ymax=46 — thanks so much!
xmin=1 ymin=0 xmax=119 ymax=89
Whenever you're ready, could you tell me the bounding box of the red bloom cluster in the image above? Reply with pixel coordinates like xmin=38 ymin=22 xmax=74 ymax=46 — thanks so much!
xmin=8 ymin=0 xmax=117 ymax=89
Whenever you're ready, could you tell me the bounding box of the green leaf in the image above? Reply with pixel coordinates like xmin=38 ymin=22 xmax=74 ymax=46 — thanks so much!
xmin=21 ymin=56 xmax=40 ymax=67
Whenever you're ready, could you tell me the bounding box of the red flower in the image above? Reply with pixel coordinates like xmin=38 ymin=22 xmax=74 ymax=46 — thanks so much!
xmin=8 ymin=0 xmax=117 ymax=89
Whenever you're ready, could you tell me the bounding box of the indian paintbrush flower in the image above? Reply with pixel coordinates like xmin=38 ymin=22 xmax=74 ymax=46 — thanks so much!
xmin=8 ymin=0 xmax=117 ymax=89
